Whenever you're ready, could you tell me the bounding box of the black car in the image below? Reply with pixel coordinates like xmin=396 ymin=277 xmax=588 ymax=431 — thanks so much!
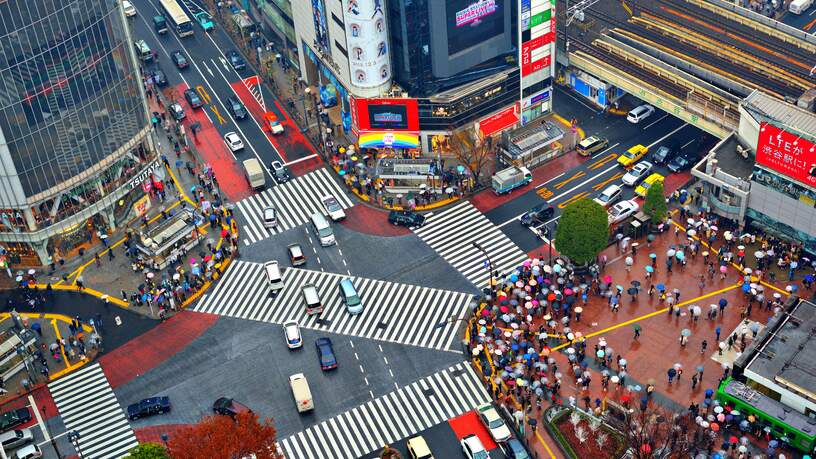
xmin=270 ymin=160 xmax=291 ymax=183
xmin=316 ymin=337 xmax=337 ymax=371
xmin=520 ymin=202 xmax=554 ymax=226
xmin=227 ymin=96 xmax=247 ymax=119
xmin=127 ymin=397 xmax=171 ymax=420
xmin=184 ymin=89 xmax=204 ymax=109
xmin=0 ymin=408 xmax=30 ymax=433
xmin=226 ymin=50 xmax=246 ymax=70
xmin=212 ymin=397 xmax=252 ymax=417
xmin=170 ymin=50 xmax=189 ymax=69
xmin=169 ymin=103 xmax=185 ymax=120
xmin=388 ymin=210 xmax=426 ymax=228
xmin=667 ymin=152 xmax=698 ymax=173
xmin=151 ymin=69 xmax=168 ymax=87
xmin=651 ymin=145 xmax=678 ymax=165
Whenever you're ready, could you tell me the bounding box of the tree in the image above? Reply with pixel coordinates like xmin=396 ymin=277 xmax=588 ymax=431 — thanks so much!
xmin=128 ymin=443 xmax=170 ymax=459
xmin=622 ymin=404 xmax=709 ymax=459
xmin=555 ymin=198 xmax=608 ymax=265
xmin=643 ymin=180 xmax=668 ymax=223
xmin=450 ymin=130 xmax=494 ymax=188
xmin=167 ymin=411 xmax=282 ymax=459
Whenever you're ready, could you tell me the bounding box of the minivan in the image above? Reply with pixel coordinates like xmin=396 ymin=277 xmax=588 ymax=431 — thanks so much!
xmin=310 ymin=213 xmax=335 ymax=246
xmin=13 ymin=444 xmax=41 ymax=459
xmin=0 ymin=429 xmax=33 ymax=451
xmin=134 ymin=40 xmax=152 ymax=61
xmin=153 ymin=15 xmax=168 ymax=34
xmin=576 ymin=136 xmax=609 ymax=156
xmin=407 ymin=435 xmax=434 ymax=459
xmin=338 ymin=279 xmax=362 ymax=314
xmin=289 ymin=373 xmax=314 ymax=413
xmin=302 ymin=284 xmax=323 ymax=315
xmin=593 ymin=184 xmax=622 ymax=208
xmin=264 ymin=261 xmax=284 ymax=295
xmin=627 ymin=104 xmax=655 ymax=123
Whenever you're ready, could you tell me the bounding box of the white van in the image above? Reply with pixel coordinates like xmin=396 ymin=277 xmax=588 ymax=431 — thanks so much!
xmin=289 ymin=373 xmax=314 ymax=412
xmin=310 ymin=213 xmax=335 ymax=246
xmin=243 ymin=158 xmax=266 ymax=191
xmin=263 ymin=261 xmax=284 ymax=295
xmin=338 ymin=278 xmax=362 ymax=315
xmin=627 ymin=104 xmax=655 ymax=123
xmin=302 ymin=284 xmax=323 ymax=315
xmin=790 ymin=0 xmax=813 ymax=13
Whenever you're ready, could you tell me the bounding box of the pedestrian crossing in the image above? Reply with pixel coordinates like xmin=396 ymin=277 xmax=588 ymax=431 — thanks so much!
xmin=235 ymin=167 xmax=354 ymax=245
xmin=48 ymin=363 xmax=138 ymax=459
xmin=413 ymin=201 xmax=529 ymax=288
xmin=193 ymin=261 xmax=473 ymax=351
xmin=278 ymin=361 xmax=490 ymax=459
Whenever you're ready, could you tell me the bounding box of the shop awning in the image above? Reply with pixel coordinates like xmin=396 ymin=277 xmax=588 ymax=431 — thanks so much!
xmin=479 ymin=108 xmax=519 ymax=137
xmin=359 ymin=132 xmax=419 ymax=149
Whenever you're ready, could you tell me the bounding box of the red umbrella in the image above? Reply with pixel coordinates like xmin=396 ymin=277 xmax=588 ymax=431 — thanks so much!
xmin=640 ymin=444 xmax=651 ymax=453
xmin=729 ymin=436 xmax=738 ymax=444
xmin=500 ymin=306 xmax=509 ymax=313
xmin=547 ymin=293 xmax=556 ymax=302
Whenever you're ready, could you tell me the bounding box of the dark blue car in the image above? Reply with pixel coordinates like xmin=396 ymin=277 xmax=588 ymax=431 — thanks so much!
xmin=127 ymin=397 xmax=171 ymax=420
xmin=227 ymin=50 xmax=246 ymax=71
xmin=315 ymin=337 xmax=337 ymax=371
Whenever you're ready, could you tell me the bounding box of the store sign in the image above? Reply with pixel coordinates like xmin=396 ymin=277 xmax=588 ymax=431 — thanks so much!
xmin=520 ymin=0 xmax=554 ymax=124
xmin=342 ymin=0 xmax=391 ymax=88
xmin=455 ymin=0 xmax=498 ymax=27
xmin=353 ymin=97 xmax=420 ymax=132
xmin=133 ymin=194 xmax=152 ymax=216
xmin=756 ymin=122 xmax=816 ymax=187
xmin=129 ymin=160 xmax=161 ymax=189
xmin=522 ymin=88 xmax=550 ymax=109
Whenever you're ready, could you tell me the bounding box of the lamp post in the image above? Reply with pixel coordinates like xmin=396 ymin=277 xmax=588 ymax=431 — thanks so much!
xmin=309 ymin=87 xmax=325 ymax=157
xmin=300 ymin=87 xmax=311 ymax=134
xmin=68 ymin=430 xmax=82 ymax=459
xmin=542 ymin=225 xmax=553 ymax=267
xmin=471 ymin=241 xmax=495 ymax=296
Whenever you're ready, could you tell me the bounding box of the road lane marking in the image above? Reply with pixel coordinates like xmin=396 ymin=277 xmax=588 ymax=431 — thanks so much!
xmin=592 ymin=172 xmax=624 ymax=190
xmin=588 ymin=153 xmax=618 ymax=170
xmin=554 ymin=171 xmax=586 ymax=190
xmin=537 ymin=187 xmax=554 ymax=199
xmin=551 ymin=163 xmax=619 ymax=202
xmin=643 ymin=113 xmax=669 ymax=129
xmin=535 ymin=172 xmax=566 ymax=188
xmin=592 ymin=142 xmax=620 ymax=159
xmin=557 ymin=191 xmax=590 ymax=209
xmin=647 ymin=123 xmax=690 ymax=149
xmin=196 ymin=85 xmax=212 ymax=104
xmin=284 ymin=154 xmax=319 ymax=166
xmin=210 ymin=105 xmax=226 ymax=125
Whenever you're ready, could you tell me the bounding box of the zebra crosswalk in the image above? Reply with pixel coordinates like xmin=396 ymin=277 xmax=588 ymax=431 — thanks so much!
xmin=235 ymin=168 xmax=354 ymax=245
xmin=278 ymin=362 xmax=490 ymax=459
xmin=413 ymin=201 xmax=529 ymax=288
xmin=193 ymin=261 xmax=473 ymax=351
xmin=48 ymin=363 xmax=138 ymax=459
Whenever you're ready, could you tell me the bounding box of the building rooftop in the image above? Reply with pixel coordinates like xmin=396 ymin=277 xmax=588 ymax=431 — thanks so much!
xmin=744 ymin=299 xmax=816 ymax=403
xmin=708 ymin=133 xmax=755 ymax=181
xmin=743 ymin=90 xmax=816 ymax=141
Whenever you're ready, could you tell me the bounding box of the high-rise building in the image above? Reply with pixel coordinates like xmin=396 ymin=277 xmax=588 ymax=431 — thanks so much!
xmin=0 ymin=0 xmax=157 ymax=266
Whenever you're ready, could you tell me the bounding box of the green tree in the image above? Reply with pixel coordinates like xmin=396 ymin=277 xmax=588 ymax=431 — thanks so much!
xmin=128 ymin=442 xmax=170 ymax=459
xmin=642 ymin=180 xmax=668 ymax=223
xmin=555 ymin=198 xmax=608 ymax=265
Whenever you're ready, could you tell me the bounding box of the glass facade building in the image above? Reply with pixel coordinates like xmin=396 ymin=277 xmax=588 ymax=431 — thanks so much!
xmin=0 ymin=0 xmax=154 ymax=266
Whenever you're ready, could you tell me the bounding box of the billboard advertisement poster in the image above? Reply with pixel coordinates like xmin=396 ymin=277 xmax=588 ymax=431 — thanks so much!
xmin=446 ymin=0 xmax=505 ymax=55
xmin=756 ymin=122 xmax=816 ymax=187
xmin=342 ymin=0 xmax=391 ymax=88
xmin=312 ymin=0 xmax=330 ymax=50
xmin=353 ymin=98 xmax=420 ymax=132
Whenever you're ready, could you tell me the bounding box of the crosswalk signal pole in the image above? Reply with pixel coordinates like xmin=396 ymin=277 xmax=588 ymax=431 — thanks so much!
xmin=472 ymin=242 xmax=495 ymax=297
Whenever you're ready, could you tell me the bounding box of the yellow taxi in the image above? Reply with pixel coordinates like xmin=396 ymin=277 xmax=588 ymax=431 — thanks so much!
xmin=635 ymin=173 xmax=665 ymax=198
xmin=617 ymin=144 xmax=649 ymax=168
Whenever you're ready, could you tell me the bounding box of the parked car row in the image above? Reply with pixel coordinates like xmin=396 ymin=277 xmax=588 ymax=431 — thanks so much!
xmin=0 ymin=406 xmax=39 ymax=459
xmin=460 ymin=402 xmax=531 ymax=458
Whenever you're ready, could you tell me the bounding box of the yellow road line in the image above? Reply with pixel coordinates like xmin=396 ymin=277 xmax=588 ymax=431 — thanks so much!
xmin=557 ymin=192 xmax=589 ymax=209
xmin=537 ymin=187 xmax=554 ymax=200
xmin=34 ymin=283 xmax=128 ymax=307
xmin=589 ymin=153 xmax=618 ymax=170
xmin=622 ymin=1 xmax=633 ymax=16
xmin=551 ymin=283 xmax=740 ymax=351
xmin=592 ymin=172 xmax=624 ymax=191
xmin=50 ymin=319 xmax=70 ymax=368
xmin=554 ymin=171 xmax=586 ymax=190
xmin=535 ymin=429 xmax=558 ymax=459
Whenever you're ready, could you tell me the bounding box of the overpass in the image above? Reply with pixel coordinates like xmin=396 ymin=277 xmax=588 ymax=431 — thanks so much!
xmin=560 ymin=0 xmax=816 ymax=139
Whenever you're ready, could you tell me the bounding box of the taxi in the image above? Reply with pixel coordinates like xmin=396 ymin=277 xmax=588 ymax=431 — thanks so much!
xmin=617 ymin=144 xmax=649 ymax=168
xmin=635 ymin=173 xmax=665 ymax=198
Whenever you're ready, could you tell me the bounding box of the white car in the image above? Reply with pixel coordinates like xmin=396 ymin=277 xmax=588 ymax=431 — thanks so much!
xmin=262 ymin=206 xmax=277 ymax=228
xmin=608 ymin=199 xmax=639 ymax=225
xmin=122 ymin=0 xmax=137 ymax=17
xmin=460 ymin=434 xmax=488 ymax=459
xmin=593 ymin=184 xmax=622 ymax=208
xmin=621 ymin=161 xmax=653 ymax=186
xmin=321 ymin=195 xmax=346 ymax=221
xmin=269 ymin=119 xmax=284 ymax=135
xmin=627 ymin=104 xmax=655 ymax=123
xmin=477 ymin=403 xmax=512 ymax=442
xmin=283 ymin=321 xmax=302 ymax=349
xmin=224 ymin=132 xmax=244 ymax=152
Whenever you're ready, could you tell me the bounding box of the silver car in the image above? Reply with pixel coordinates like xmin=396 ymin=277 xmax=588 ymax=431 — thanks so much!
xmin=621 ymin=161 xmax=653 ymax=186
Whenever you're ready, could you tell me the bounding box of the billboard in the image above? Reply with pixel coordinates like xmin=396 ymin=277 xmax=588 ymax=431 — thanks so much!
xmin=519 ymin=0 xmax=555 ymax=124
xmin=756 ymin=122 xmax=816 ymax=187
xmin=342 ymin=0 xmax=391 ymax=88
xmin=447 ymin=0 xmax=505 ymax=55
xmin=352 ymin=98 xmax=420 ymax=132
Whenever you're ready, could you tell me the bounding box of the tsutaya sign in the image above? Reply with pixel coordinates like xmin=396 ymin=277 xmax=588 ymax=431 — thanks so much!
xmin=756 ymin=122 xmax=816 ymax=187
xmin=128 ymin=160 xmax=162 ymax=189
xmin=342 ymin=0 xmax=391 ymax=89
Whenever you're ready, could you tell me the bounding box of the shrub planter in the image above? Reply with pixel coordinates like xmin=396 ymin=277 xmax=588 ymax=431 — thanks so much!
xmin=545 ymin=406 xmax=627 ymax=459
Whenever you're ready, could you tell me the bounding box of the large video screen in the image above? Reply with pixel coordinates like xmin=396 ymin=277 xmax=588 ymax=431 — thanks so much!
xmin=368 ymin=103 xmax=410 ymax=130
xmin=446 ymin=0 xmax=505 ymax=55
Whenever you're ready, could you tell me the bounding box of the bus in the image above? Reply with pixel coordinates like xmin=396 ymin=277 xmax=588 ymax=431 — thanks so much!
xmin=716 ymin=378 xmax=816 ymax=454
xmin=158 ymin=0 xmax=194 ymax=37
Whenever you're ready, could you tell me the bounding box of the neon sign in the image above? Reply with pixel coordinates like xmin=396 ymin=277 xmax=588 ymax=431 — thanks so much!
xmin=455 ymin=0 xmax=497 ymax=27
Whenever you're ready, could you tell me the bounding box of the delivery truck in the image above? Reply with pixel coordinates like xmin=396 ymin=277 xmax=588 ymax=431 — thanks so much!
xmin=492 ymin=166 xmax=532 ymax=194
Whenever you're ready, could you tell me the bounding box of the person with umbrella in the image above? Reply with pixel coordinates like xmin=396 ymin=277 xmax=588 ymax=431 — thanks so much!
xmin=633 ymin=323 xmax=641 ymax=340
xmin=667 ymin=367 xmax=677 ymax=384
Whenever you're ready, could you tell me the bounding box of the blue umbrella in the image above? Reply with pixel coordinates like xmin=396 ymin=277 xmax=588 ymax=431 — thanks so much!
xmin=338 ymin=169 xmax=346 ymax=175
xmin=649 ymin=253 xmax=657 ymax=259
xmin=791 ymin=285 xmax=799 ymax=292
xmin=742 ymin=284 xmax=751 ymax=293
xmin=457 ymin=165 xmax=465 ymax=173
xmin=656 ymin=284 xmax=665 ymax=291
xmin=675 ymin=251 xmax=685 ymax=260
xmin=645 ymin=265 xmax=654 ymax=273
xmin=719 ymin=299 xmax=728 ymax=307
xmin=705 ymin=389 xmax=714 ymax=397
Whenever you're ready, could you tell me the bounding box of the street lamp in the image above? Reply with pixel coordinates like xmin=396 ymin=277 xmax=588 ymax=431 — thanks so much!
xmin=68 ymin=430 xmax=82 ymax=459
xmin=541 ymin=225 xmax=553 ymax=266
xmin=471 ymin=241 xmax=495 ymax=296
xmin=300 ymin=87 xmax=311 ymax=134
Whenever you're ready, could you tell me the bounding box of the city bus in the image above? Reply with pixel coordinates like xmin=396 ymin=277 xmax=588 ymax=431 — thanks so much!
xmin=717 ymin=378 xmax=816 ymax=454
xmin=158 ymin=0 xmax=194 ymax=37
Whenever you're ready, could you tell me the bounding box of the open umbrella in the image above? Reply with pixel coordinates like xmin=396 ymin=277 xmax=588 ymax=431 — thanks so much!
xmin=681 ymin=328 xmax=692 ymax=337
xmin=656 ymin=284 xmax=665 ymax=291
xmin=645 ymin=265 xmax=654 ymax=273
xmin=631 ymin=280 xmax=641 ymax=287
xmin=667 ymin=249 xmax=676 ymax=258
xmin=647 ymin=234 xmax=656 ymax=242
xmin=603 ymin=275 xmax=612 ymax=283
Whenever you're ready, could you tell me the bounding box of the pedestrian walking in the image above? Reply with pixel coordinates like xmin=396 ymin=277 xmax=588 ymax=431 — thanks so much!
xmin=701 ymin=340 xmax=708 ymax=354
xmin=691 ymin=373 xmax=699 ymax=389
xmin=715 ymin=326 xmax=721 ymax=341
xmin=667 ymin=368 xmax=676 ymax=384
xmin=94 ymin=253 xmax=101 ymax=267
xmin=633 ymin=326 xmax=641 ymax=340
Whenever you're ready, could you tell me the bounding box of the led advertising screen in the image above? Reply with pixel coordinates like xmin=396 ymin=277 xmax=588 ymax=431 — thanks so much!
xmin=368 ymin=104 xmax=409 ymax=130
xmin=446 ymin=0 xmax=505 ymax=55
xmin=352 ymin=98 xmax=420 ymax=132
xmin=756 ymin=122 xmax=816 ymax=187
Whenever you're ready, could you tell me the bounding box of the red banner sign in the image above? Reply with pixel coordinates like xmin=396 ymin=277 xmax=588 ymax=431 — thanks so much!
xmin=352 ymin=97 xmax=420 ymax=132
xmin=756 ymin=122 xmax=816 ymax=187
